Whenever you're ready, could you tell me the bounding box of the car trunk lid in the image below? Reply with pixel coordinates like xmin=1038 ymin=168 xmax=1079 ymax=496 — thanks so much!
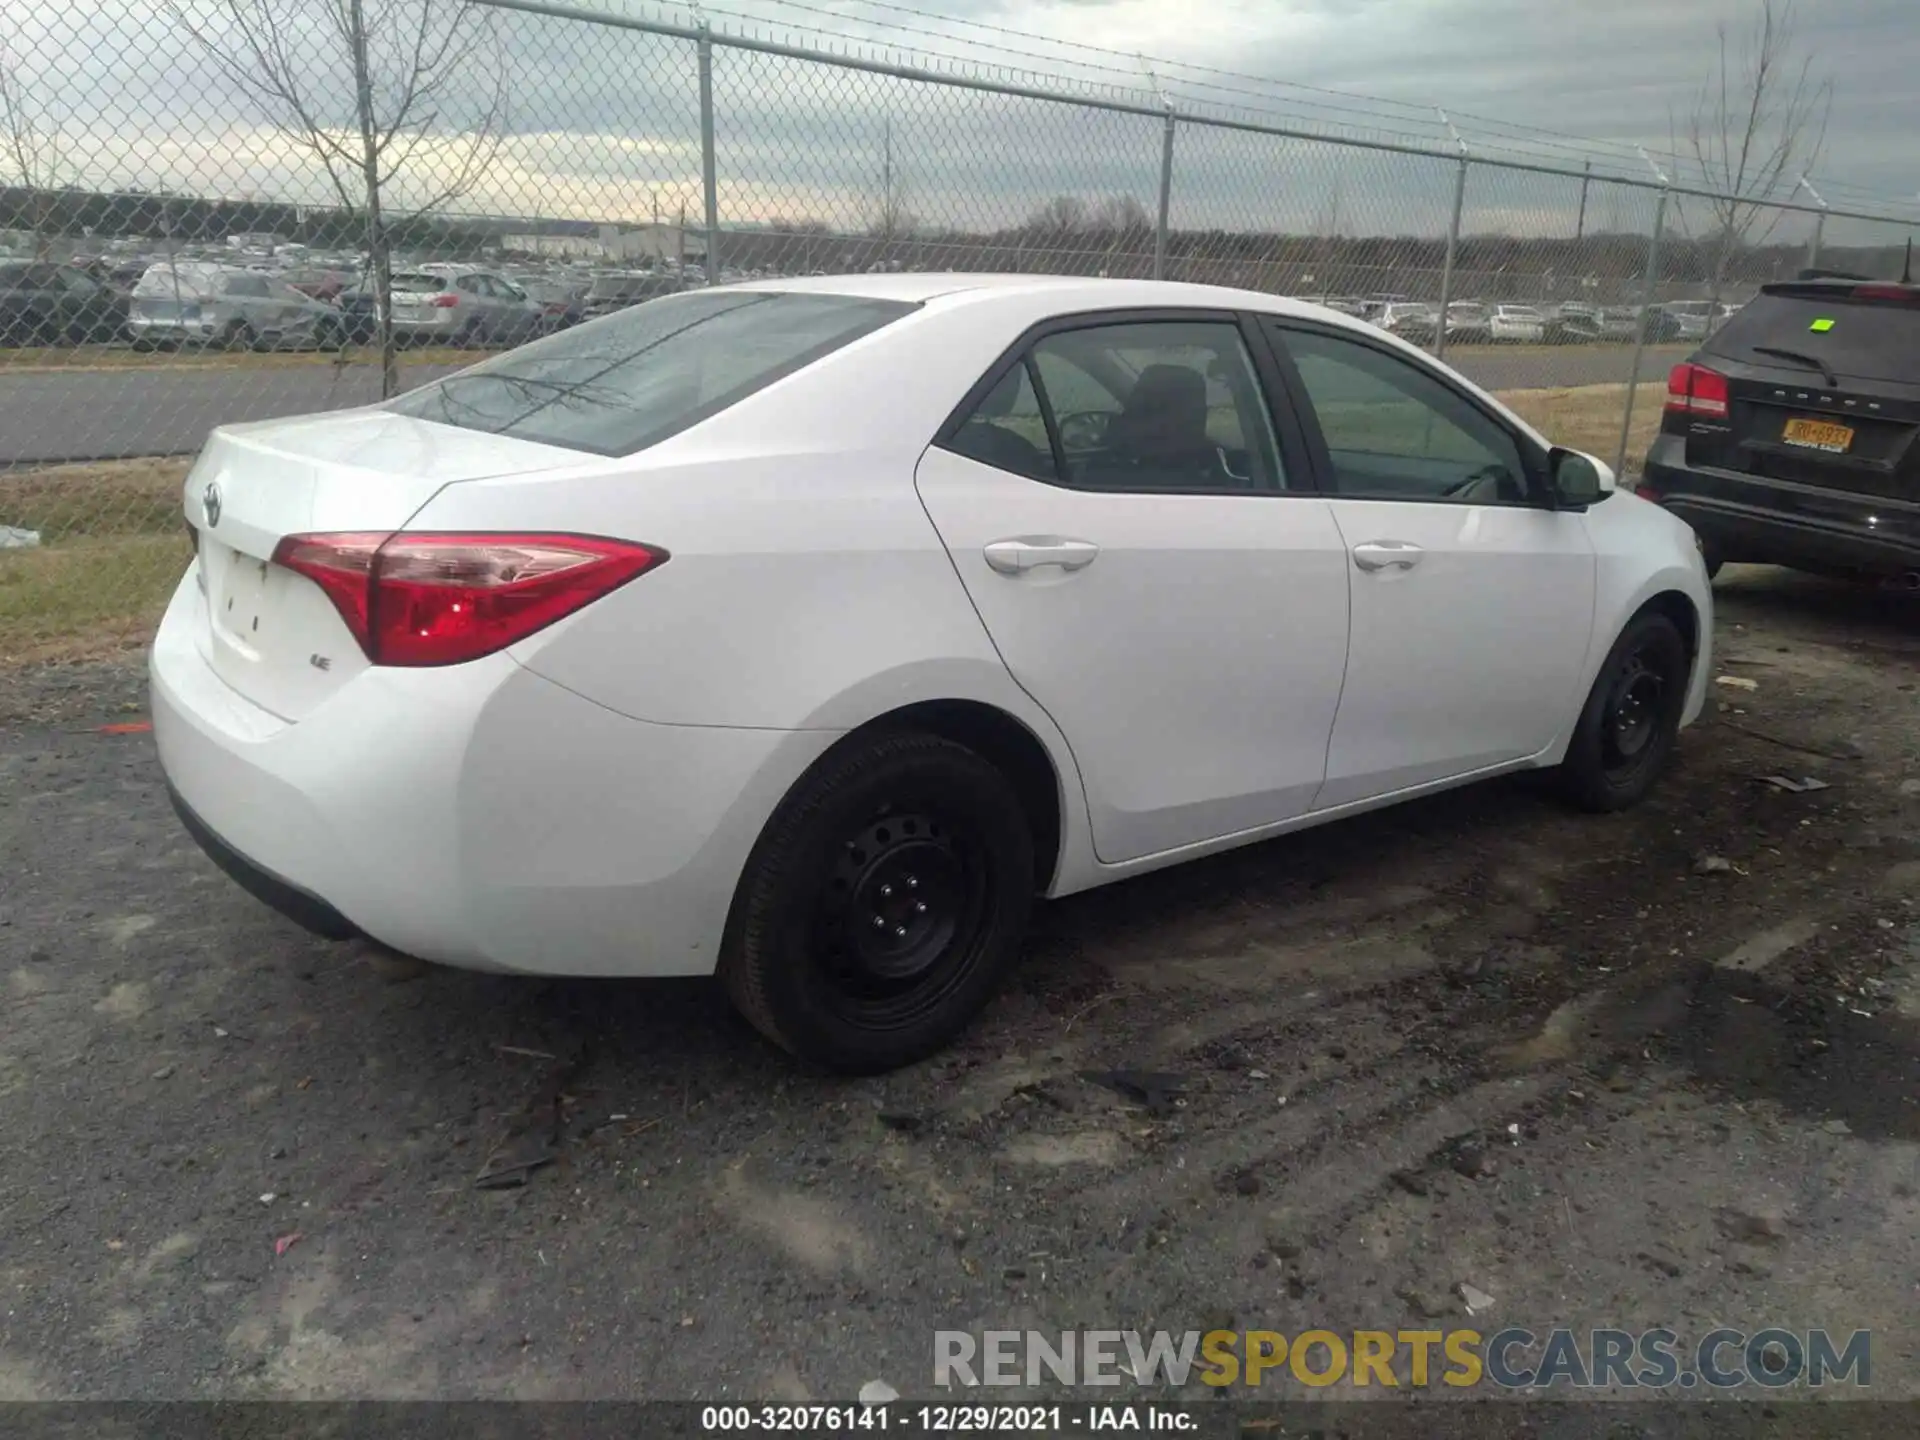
xmin=184 ymin=408 xmax=582 ymax=721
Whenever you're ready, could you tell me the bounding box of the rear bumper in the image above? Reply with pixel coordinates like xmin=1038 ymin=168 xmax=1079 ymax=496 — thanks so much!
xmin=1642 ymin=435 xmax=1920 ymax=575
xmin=128 ymin=313 xmax=222 ymax=340
xmin=389 ymin=311 xmax=464 ymax=337
xmin=166 ymin=783 xmax=358 ymax=941
xmin=149 ymin=573 xmax=840 ymax=976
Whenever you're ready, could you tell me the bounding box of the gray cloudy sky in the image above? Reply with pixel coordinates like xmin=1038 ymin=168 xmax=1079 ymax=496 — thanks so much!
xmin=705 ymin=0 xmax=1920 ymax=199
xmin=5 ymin=0 xmax=1918 ymax=246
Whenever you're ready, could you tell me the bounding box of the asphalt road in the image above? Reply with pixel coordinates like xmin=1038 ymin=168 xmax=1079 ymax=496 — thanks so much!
xmin=0 ymin=345 xmax=1690 ymax=465
xmin=4 ymin=569 xmax=1919 ymax=1406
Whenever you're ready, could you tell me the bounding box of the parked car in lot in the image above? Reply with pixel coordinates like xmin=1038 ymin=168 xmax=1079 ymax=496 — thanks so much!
xmin=1543 ymin=303 xmax=1604 ymax=343
xmin=1663 ymin=301 xmax=1717 ymax=341
xmin=0 ymin=260 xmax=130 ymax=346
xmin=1639 ymin=273 xmax=1920 ymax=586
xmin=337 ymin=266 xmax=542 ymax=347
xmin=283 ymin=266 xmax=358 ymax=303
xmin=583 ymin=271 xmax=686 ymax=318
xmin=511 ymin=277 xmax=587 ymax=333
xmin=1372 ymin=301 xmax=1439 ymax=343
xmin=1444 ymin=300 xmax=1492 ymax=344
xmin=1489 ymin=304 xmax=1548 ymax=343
xmin=1639 ymin=305 xmax=1688 ymax=344
xmin=392 ymin=266 xmax=543 ymax=347
xmin=128 ymin=262 xmax=343 ymax=350
xmin=152 ymin=274 xmax=1711 ymax=1072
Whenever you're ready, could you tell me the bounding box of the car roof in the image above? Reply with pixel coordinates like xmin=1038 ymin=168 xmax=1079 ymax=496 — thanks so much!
xmin=725 ymin=271 xmax=1376 ymax=323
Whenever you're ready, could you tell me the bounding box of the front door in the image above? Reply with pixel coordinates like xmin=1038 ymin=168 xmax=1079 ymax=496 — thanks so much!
xmin=1263 ymin=320 xmax=1597 ymax=810
xmin=915 ymin=313 xmax=1352 ymax=864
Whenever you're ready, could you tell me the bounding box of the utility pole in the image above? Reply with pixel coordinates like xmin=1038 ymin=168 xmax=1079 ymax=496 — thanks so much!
xmin=1574 ymin=160 xmax=1591 ymax=244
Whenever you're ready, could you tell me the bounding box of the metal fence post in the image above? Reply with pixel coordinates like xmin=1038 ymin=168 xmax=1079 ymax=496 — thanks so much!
xmin=697 ymin=25 xmax=720 ymax=285
xmin=1154 ymin=110 xmax=1175 ymax=281
xmin=1433 ymin=155 xmax=1468 ymax=360
xmin=1613 ymin=188 xmax=1668 ymax=480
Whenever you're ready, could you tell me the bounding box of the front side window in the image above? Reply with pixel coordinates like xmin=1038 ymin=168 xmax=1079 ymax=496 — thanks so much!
xmin=223 ymin=275 xmax=270 ymax=298
xmin=389 ymin=289 xmax=916 ymax=455
xmin=1274 ymin=326 xmax=1531 ymax=504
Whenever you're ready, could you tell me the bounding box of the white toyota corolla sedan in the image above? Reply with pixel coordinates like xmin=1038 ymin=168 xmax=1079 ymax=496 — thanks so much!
xmin=151 ymin=274 xmax=1712 ymax=1072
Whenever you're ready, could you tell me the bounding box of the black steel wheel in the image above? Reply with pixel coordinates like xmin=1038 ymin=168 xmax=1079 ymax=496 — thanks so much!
xmin=1557 ymin=609 xmax=1690 ymax=812
xmin=721 ymin=731 xmax=1034 ymax=1073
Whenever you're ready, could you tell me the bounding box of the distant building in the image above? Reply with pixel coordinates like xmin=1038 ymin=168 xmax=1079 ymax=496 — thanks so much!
xmin=499 ymin=224 xmax=706 ymax=264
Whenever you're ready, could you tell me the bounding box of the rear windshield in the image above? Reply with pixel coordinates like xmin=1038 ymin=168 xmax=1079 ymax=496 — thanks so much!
xmin=390 ymin=272 xmax=454 ymax=291
xmin=133 ymin=264 xmax=223 ymax=295
xmin=1703 ymin=291 xmax=1920 ymax=384
xmin=389 ymin=289 xmax=916 ymax=455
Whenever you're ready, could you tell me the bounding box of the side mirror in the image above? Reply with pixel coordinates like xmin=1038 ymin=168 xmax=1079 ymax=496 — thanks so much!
xmin=1548 ymin=447 xmax=1613 ymax=509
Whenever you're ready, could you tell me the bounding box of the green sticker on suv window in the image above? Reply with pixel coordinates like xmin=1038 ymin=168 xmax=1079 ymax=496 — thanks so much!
xmin=1810 ymin=317 xmax=1835 ymax=332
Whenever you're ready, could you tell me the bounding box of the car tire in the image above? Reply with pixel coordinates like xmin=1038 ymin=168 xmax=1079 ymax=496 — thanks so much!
xmin=1556 ymin=610 xmax=1690 ymax=813
xmin=221 ymin=321 xmax=254 ymax=352
xmin=720 ymin=730 xmax=1035 ymax=1074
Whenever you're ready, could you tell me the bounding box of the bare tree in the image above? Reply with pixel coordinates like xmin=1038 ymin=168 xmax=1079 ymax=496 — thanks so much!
xmin=867 ymin=116 xmax=916 ymax=259
xmin=165 ymin=0 xmax=508 ymax=396
xmin=1677 ymin=0 xmax=1831 ymax=304
xmin=1027 ymin=194 xmax=1090 ymax=235
xmin=1089 ymin=194 xmax=1150 ymax=233
xmin=0 ymin=20 xmax=64 ymax=258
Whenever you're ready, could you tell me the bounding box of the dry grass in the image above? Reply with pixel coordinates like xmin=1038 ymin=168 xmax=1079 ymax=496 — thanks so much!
xmin=0 ymin=534 xmax=188 ymax=667
xmin=1497 ymin=382 xmax=1667 ymax=467
xmin=0 ymin=459 xmax=192 ymax=666
xmin=1 ymin=381 xmax=1667 ymax=668
xmin=1 ymin=456 xmax=191 ymax=540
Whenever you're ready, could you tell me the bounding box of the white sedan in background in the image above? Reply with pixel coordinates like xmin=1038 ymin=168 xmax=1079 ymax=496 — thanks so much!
xmin=1488 ymin=304 xmax=1549 ymax=343
xmin=150 ymin=275 xmax=1712 ymax=1072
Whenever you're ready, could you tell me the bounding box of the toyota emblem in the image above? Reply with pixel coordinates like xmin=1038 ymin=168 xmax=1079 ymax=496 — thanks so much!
xmin=203 ymin=481 xmax=222 ymax=528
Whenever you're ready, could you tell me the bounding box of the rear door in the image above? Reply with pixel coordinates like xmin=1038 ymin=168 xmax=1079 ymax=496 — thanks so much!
xmin=914 ymin=310 xmax=1353 ymax=865
xmin=1262 ymin=319 xmax=1596 ymax=809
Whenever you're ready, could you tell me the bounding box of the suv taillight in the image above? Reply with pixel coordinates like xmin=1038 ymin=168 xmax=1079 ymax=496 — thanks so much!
xmin=271 ymin=532 xmax=667 ymax=667
xmin=1665 ymin=361 xmax=1729 ymax=419
xmin=430 ymin=293 xmax=460 ymax=308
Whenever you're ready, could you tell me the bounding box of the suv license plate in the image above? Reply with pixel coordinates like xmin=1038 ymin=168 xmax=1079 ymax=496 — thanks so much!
xmin=1781 ymin=417 xmax=1854 ymax=453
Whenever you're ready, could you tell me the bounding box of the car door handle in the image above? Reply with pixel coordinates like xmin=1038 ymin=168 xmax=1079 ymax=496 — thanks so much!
xmin=983 ymin=538 xmax=1101 ymax=575
xmin=1351 ymin=540 xmax=1425 ymax=573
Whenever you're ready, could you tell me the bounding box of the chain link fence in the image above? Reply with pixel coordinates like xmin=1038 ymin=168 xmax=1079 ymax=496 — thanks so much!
xmin=3 ymin=0 xmax=1917 ymax=665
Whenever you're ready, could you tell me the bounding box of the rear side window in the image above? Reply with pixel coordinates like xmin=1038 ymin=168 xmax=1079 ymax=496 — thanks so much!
xmin=390 ymin=289 xmax=916 ymax=455
xmin=946 ymin=363 xmax=1057 ymax=481
xmin=1706 ymin=292 xmax=1920 ymax=383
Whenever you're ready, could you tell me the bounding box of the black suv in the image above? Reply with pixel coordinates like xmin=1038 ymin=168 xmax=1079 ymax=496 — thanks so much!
xmin=1638 ymin=275 xmax=1920 ymax=585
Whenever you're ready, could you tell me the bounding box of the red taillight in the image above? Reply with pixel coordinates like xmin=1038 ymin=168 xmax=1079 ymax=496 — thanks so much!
xmin=1634 ymin=483 xmax=1662 ymax=501
xmin=430 ymin=293 xmax=460 ymax=308
xmin=1851 ymin=283 xmax=1920 ymax=302
xmin=1665 ymin=361 xmax=1729 ymax=419
xmin=270 ymin=532 xmax=667 ymax=667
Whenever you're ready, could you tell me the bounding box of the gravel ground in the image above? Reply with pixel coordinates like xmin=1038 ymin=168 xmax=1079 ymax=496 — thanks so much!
xmin=2 ymin=566 xmax=1917 ymax=1410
